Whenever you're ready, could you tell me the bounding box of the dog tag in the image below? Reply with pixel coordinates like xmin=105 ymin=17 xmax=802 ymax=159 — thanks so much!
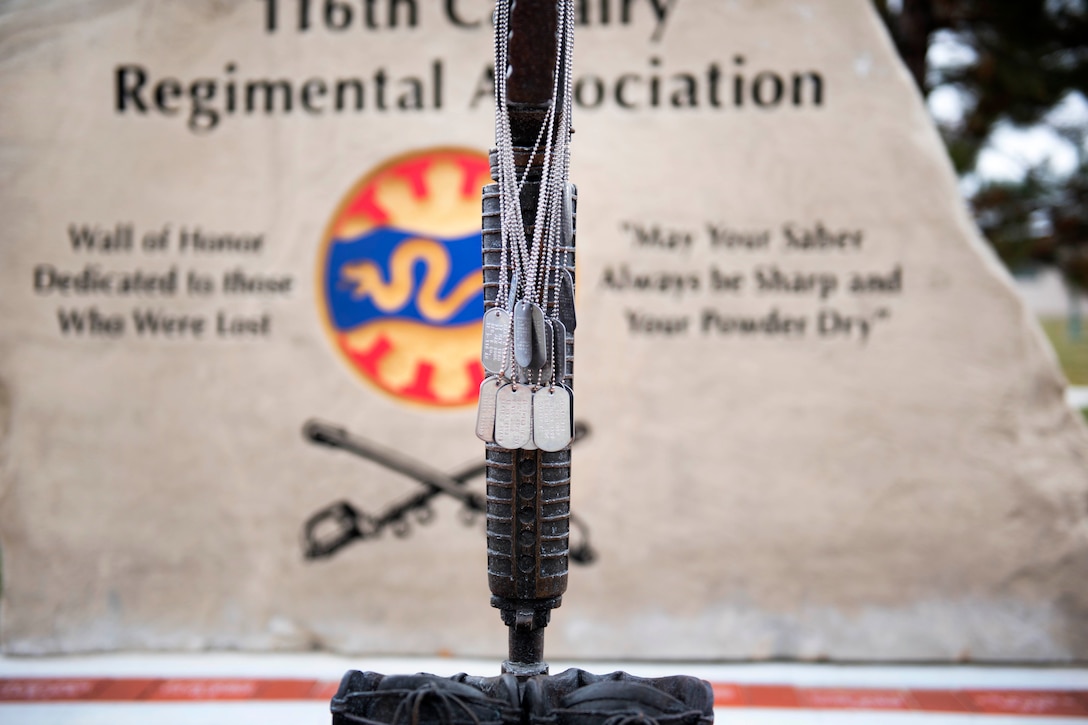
xmin=558 ymin=268 xmax=576 ymax=332
xmin=494 ymin=384 xmax=532 ymax=449
xmin=530 ymin=303 xmax=548 ymax=368
xmin=533 ymin=386 xmax=573 ymax=452
xmin=519 ymin=387 xmax=537 ymax=448
xmin=481 ymin=309 xmax=511 ymax=375
xmin=562 ymin=182 xmax=575 ymax=246
xmin=475 ymin=376 xmax=503 ymax=443
xmin=551 ymin=319 xmax=567 ymax=384
xmin=526 ymin=319 xmax=554 ymax=386
xmin=514 ymin=301 xmax=534 ymax=368
xmin=506 ymin=272 xmax=519 ymax=312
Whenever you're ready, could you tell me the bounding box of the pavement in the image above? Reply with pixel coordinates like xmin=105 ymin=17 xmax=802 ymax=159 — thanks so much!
xmin=1 ymin=653 xmax=1086 ymax=724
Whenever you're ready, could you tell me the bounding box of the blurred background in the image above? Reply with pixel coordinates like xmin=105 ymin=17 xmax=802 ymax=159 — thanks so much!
xmin=1 ymin=2 xmax=1087 ymax=720
xmin=877 ymin=0 xmax=1088 ymax=417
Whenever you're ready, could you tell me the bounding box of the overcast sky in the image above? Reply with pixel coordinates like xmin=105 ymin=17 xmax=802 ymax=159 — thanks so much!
xmin=925 ymin=28 xmax=1087 ymax=189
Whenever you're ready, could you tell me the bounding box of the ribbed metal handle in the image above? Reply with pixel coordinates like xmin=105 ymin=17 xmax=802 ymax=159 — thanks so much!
xmin=481 ymin=164 xmax=576 ymax=672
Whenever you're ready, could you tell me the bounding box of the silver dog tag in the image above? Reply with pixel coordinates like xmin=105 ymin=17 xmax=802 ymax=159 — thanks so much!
xmin=507 ymin=272 xmax=519 ymax=312
xmin=533 ymin=385 xmax=573 ymax=452
xmin=495 ymin=384 xmax=533 ymax=449
xmin=558 ymin=268 xmax=576 ymax=332
xmin=526 ymin=319 xmax=554 ymax=387
xmin=514 ymin=300 xmax=534 ymax=368
xmin=530 ymin=303 xmax=548 ymax=368
xmin=475 ymin=376 xmax=502 ymax=443
xmin=562 ymin=182 xmax=575 ymax=247
xmin=481 ymin=309 xmax=511 ymax=375
xmin=551 ymin=319 xmax=567 ymax=384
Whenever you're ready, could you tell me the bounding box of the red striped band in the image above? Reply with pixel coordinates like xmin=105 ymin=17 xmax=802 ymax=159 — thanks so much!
xmin=0 ymin=678 xmax=1085 ymax=717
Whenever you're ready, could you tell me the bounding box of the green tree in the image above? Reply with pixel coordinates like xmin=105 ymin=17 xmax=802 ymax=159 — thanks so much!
xmin=875 ymin=0 xmax=1088 ymax=333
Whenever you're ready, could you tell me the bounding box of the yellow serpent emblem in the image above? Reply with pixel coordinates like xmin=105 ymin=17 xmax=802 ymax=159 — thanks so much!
xmin=340 ymin=237 xmax=481 ymax=323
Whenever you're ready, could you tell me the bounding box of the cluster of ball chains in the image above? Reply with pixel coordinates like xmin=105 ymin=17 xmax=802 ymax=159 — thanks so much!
xmin=476 ymin=0 xmax=576 ymax=453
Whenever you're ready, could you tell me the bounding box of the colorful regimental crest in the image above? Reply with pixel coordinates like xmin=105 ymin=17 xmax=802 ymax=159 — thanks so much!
xmin=319 ymin=148 xmax=491 ymax=407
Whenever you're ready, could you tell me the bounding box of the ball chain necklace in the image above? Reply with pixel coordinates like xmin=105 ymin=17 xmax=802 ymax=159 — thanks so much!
xmin=477 ymin=0 xmax=575 ymax=453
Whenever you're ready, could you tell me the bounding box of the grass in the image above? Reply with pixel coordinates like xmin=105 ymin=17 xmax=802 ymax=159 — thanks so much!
xmin=1039 ymin=317 xmax=1088 ymax=387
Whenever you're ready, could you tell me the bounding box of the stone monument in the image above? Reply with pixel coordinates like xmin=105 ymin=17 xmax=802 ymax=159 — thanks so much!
xmin=1 ymin=0 xmax=1086 ymax=661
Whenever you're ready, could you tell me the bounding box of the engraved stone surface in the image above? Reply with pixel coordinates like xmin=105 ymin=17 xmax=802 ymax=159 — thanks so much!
xmin=0 ymin=0 xmax=1086 ymax=661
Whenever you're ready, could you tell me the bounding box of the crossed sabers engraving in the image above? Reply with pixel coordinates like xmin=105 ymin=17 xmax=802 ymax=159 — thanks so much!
xmin=301 ymin=419 xmax=596 ymax=565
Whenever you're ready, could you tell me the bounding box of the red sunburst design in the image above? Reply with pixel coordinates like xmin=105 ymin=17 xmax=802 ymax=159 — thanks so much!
xmin=322 ymin=148 xmax=491 ymax=407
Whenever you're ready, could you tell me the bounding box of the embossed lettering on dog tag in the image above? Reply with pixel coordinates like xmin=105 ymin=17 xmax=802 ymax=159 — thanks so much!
xmin=533 ymin=386 xmax=573 ymax=452
xmin=514 ymin=301 xmax=534 ymax=368
xmin=475 ymin=376 xmax=503 ymax=443
xmin=481 ymin=309 xmax=511 ymax=375
xmin=494 ymin=384 xmax=533 ymax=449
xmin=558 ymin=268 xmax=576 ymax=332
